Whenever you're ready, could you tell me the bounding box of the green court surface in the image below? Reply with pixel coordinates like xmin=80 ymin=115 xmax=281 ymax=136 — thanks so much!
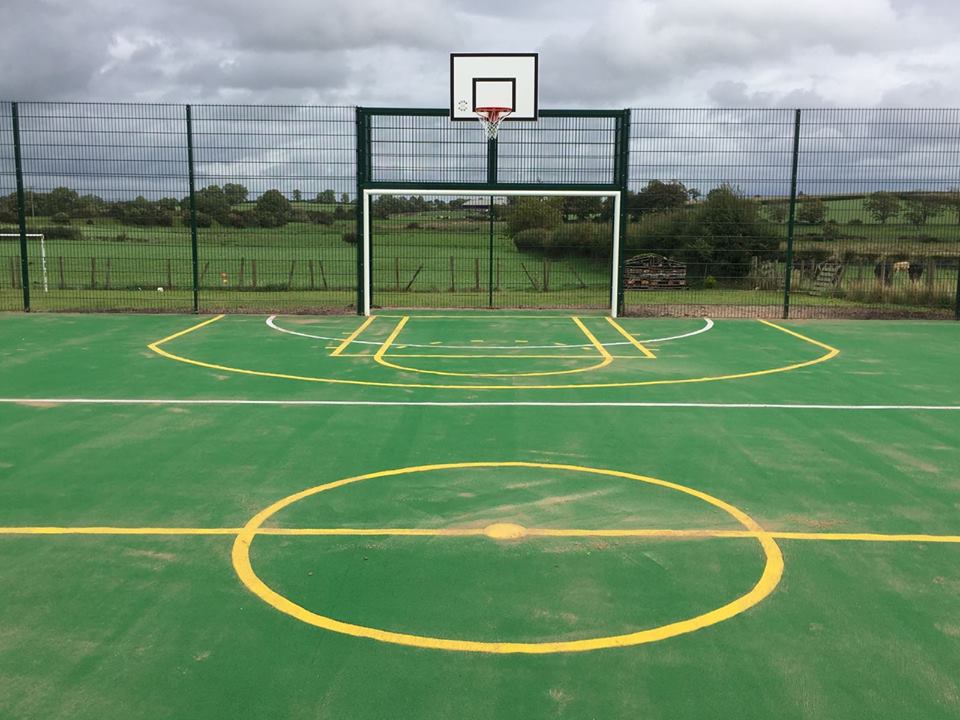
xmin=1 ymin=312 xmax=959 ymax=720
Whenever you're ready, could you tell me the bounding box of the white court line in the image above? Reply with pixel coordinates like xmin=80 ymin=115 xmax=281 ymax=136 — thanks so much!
xmin=1 ymin=398 xmax=959 ymax=410
xmin=265 ymin=315 xmax=714 ymax=350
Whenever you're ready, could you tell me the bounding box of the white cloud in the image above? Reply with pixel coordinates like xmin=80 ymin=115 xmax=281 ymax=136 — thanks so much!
xmin=1 ymin=0 xmax=960 ymax=106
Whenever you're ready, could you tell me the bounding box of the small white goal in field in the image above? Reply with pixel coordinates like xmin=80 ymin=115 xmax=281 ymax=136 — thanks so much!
xmin=0 ymin=233 xmax=48 ymax=292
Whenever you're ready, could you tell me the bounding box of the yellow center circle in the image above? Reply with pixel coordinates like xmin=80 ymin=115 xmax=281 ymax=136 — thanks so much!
xmin=231 ymin=461 xmax=784 ymax=654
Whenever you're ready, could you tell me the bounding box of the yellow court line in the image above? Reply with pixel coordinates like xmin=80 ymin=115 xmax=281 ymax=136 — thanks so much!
xmin=147 ymin=316 xmax=839 ymax=390
xmin=364 ymin=353 xmax=648 ymax=360
xmin=330 ymin=315 xmax=376 ymax=356
xmin=372 ymin=315 xmax=409 ymax=363
xmin=370 ymin=316 xmax=613 ymax=379
xmin=2 ymin=526 xmax=958 ymax=543
xmin=605 ymin=317 xmax=656 ymax=358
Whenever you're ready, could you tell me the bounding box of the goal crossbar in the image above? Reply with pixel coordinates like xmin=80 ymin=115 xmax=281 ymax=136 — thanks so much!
xmin=361 ymin=189 xmax=622 ymax=316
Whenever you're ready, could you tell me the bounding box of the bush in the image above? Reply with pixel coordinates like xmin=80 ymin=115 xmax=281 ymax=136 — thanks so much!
xmin=624 ymin=185 xmax=777 ymax=281
xmin=342 ymin=231 xmax=357 ymax=245
xmin=505 ymin=197 xmax=563 ymax=237
xmin=405 ymin=221 xmax=422 ymax=230
xmin=512 ymin=228 xmax=551 ymax=253
xmin=52 ymin=212 xmax=70 ymax=225
xmin=703 ymin=275 xmax=718 ymax=289
xmin=550 ymin=223 xmax=609 ymax=257
xmin=305 ymin=211 xmax=334 ymax=225
xmin=821 ymin=220 xmax=840 ymax=241
xmin=36 ymin=225 xmax=82 ymax=240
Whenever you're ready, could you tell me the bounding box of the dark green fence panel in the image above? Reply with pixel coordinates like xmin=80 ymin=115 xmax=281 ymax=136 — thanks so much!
xmin=624 ymin=109 xmax=797 ymax=318
xmin=787 ymin=109 xmax=960 ymax=319
xmin=190 ymin=105 xmax=356 ymax=313
xmin=0 ymin=102 xmax=19 ymax=311
xmin=1 ymin=103 xmax=192 ymax=312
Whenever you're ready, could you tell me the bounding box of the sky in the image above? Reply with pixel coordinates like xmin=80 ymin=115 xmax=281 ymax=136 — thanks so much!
xmin=3 ymin=0 xmax=960 ymax=107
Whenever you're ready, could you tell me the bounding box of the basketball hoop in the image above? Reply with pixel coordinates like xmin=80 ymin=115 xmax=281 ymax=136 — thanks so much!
xmin=475 ymin=106 xmax=512 ymax=140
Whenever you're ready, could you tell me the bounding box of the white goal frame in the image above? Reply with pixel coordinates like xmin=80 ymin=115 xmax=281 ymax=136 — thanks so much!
xmin=361 ymin=189 xmax=622 ymax=317
xmin=0 ymin=233 xmax=48 ymax=292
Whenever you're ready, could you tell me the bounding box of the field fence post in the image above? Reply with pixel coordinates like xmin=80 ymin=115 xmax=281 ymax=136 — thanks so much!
xmin=12 ymin=102 xmax=30 ymax=311
xmin=782 ymin=109 xmax=802 ymax=319
xmin=186 ymin=105 xmax=200 ymax=313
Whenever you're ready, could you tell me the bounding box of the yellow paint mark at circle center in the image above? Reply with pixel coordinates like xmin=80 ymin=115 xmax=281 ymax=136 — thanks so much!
xmin=484 ymin=522 xmax=527 ymax=540
xmin=231 ymin=461 xmax=784 ymax=654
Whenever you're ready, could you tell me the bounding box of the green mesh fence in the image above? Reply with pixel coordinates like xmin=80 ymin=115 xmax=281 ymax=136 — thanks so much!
xmin=0 ymin=102 xmax=18 ymax=311
xmin=191 ymin=105 xmax=356 ymax=313
xmin=625 ymin=108 xmax=960 ymax=319
xmin=1 ymin=102 xmax=958 ymax=318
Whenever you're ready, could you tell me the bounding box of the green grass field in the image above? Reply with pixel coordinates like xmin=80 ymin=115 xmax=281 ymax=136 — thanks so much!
xmin=1 ymin=312 xmax=959 ymax=719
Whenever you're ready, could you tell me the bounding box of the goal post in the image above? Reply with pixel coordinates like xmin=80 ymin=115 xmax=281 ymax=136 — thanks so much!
xmin=0 ymin=233 xmax=48 ymax=293
xmin=361 ymin=189 xmax=622 ymax=317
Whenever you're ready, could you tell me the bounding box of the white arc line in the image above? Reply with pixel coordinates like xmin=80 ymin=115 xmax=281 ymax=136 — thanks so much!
xmin=265 ymin=315 xmax=714 ymax=349
xmin=1 ymin=398 xmax=959 ymax=410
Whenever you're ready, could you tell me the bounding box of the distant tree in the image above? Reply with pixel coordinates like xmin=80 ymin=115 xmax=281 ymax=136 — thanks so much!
xmin=797 ymin=197 xmax=827 ymax=224
xmin=112 ymin=196 xmax=174 ymax=227
xmin=193 ymin=185 xmax=232 ymax=223
xmin=903 ymin=194 xmax=942 ymax=227
xmin=340 ymin=192 xmax=350 ymax=205
xmin=222 ymin=183 xmax=248 ymax=206
xmin=76 ymin=194 xmax=106 ymax=219
xmin=0 ymin=192 xmax=19 ymax=223
xmin=317 ymin=189 xmax=336 ymax=204
xmin=505 ymin=197 xmax=563 ymax=237
xmin=627 ymin=180 xmax=690 ymax=220
xmin=46 ymin=187 xmax=80 ymax=216
xmin=292 ymin=189 xmax=302 ymax=202
xmin=863 ymin=192 xmax=900 ymax=224
xmin=255 ymin=189 xmax=294 ymax=227
xmin=52 ymin=212 xmax=70 ymax=225
xmin=563 ymin=196 xmax=603 ymax=221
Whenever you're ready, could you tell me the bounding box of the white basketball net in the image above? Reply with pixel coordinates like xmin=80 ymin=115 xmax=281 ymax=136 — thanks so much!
xmin=475 ymin=107 xmax=512 ymax=140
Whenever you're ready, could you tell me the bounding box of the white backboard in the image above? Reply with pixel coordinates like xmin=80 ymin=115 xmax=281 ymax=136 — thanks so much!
xmin=450 ymin=53 xmax=538 ymax=121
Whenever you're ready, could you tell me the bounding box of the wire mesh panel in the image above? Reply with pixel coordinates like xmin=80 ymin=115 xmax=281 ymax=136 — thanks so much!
xmin=498 ymin=115 xmax=619 ymax=186
xmin=363 ymin=109 xmax=623 ymax=189
xmin=625 ymin=109 xmax=796 ymax=318
xmin=191 ymin=105 xmax=356 ymax=313
xmin=788 ymin=109 xmax=960 ymax=319
xmin=3 ymin=103 xmax=192 ymax=312
xmin=0 ymin=102 xmax=18 ymax=311
xmin=369 ymin=192 xmax=613 ymax=311
xmin=368 ymin=113 xmax=486 ymax=186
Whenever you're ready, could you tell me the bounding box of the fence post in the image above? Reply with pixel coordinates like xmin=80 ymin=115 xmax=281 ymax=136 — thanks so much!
xmin=488 ymin=196 xmax=495 ymax=307
xmin=782 ymin=109 xmax=802 ymax=319
xmin=11 ymin=102 xmax=30 ymax=312
xmin=186 ymin=105 xmax=200 ymax=313
xmin=355 ymin=107 xmax=367 ymax=315
xmin=615 ymin=109 xmax=631 ymax=316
